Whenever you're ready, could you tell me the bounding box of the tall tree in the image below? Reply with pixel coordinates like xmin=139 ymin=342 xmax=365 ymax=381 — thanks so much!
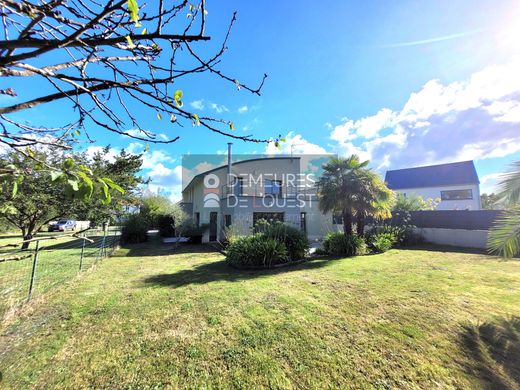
xmin=0 ymin=0 xmax=275 ymax=152
xmin=316 ymin=155 xmax=393 ymax=236
xmin=488 ymin=161 xmax=520 ymax=258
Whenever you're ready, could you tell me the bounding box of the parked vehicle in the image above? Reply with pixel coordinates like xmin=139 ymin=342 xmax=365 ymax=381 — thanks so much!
xmin=48 ymin=220 xmax=77 ymax=232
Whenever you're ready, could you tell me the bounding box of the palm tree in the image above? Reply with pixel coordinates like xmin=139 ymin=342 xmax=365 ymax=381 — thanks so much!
xmin=488 ymin=161 xmax=520 ymax=258
xmin=316 ymin=155 xmax=394 ymax=235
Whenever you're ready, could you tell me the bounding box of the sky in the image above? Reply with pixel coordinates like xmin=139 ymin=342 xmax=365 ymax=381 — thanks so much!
xmin=3 ymin=0 xmax=520 ymax=200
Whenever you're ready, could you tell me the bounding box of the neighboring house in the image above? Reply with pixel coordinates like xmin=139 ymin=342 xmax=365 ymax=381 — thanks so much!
xmin=181 ymin=155 xmax=339 ymax=242
xmin=385 ymin=161 xmax=481 ymax=210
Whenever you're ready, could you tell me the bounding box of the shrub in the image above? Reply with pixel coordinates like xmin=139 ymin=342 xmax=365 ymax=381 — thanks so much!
xmin=262 ymin=221 xmax=309 ymax=260
xmin=179 ymin=219 xmax=209 ymax=243
xmin=121 ymin=214 xmax=148 ymax=244
xmin=323 ymin=232 xmax=366 ymax=257
xmin=226 ymin=235 xmax=288 ymax=268
xmin=157 ymin=215 xmax=175 ymax=237
xmin=367 ymin=215 xmax=421 ymax=247
xmin=369 ymin=232 xmax=396 ymax=253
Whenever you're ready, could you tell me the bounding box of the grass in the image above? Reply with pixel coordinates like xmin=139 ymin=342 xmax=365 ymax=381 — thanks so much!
xmin=0 ymin=241 xmax=519 ymax=389
xmin=0 ymin=231 xmax=120 ymax=319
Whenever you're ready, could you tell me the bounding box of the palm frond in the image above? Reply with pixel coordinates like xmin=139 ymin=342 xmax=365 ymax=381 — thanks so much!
xmin=497 ymin=160 xmax=520 ymax=206
xmin=488 ymin=206 xmax=520 ymax=258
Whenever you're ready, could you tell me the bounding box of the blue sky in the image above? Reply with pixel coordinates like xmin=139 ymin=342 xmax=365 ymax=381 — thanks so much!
xmin=3 ymin=0 xmax=520 ymax=199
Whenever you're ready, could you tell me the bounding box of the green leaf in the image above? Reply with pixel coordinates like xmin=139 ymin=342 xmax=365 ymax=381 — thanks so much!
xmin=186 ymin=13 xmax=192 ymax=18
xmin=127 ymin=0 xmax=139 ymax=23
xmin=102 ymin=177 xmax=125 ymax=194
xmin=189 ymin=3 xmax=194 ymax=11
xmin=67 ymin=179 xmax=79 ymax=191
xmin=157 ymin=112 xmax=162 ymax=120
xmin=141 ymin=28 xmax=147 ymax=35
xmin=125 ymin=35 xmax=135 ymax=49
xmin=77 ymin=171 xmax=94 ymax=198
xmin=275 ymin=141 xmax=280 ymax=150
xmin=64 ymin=158 xmax=75 ymax=169
xmin=75 ymin=129 xmax=81 ymax=136
xmin=234 ymin=79 xmax=241 ymax=91
xmin=50 ymin=170 xmax=63 ymax=181
xmin=144 ymin=143 xmax=149 ymax=153
xmin=12 ymin=181 xmax=17 ymax=197
xmin=26 ymin=147 xmax=34 ymax=158
xmin=193 ymin=113 xmax=200 ymax=126
xmin=98 ymin=178 xmax=109 ymax=199
xmin=229 ymin=122 xmax=235 ymax=131
xmin=280 ymin=137 xmax=286 ymax=143
xmin=174 ymin=90 xmax=183 ymax=107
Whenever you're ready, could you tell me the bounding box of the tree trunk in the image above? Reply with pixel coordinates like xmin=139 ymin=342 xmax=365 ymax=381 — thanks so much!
xmin=356 ymin=215 xmax=365 ymax=236
xmin=342 ymin=210 xmax=353 ymax=235
xmin=21 ymin=223 xmax=35 ymax=250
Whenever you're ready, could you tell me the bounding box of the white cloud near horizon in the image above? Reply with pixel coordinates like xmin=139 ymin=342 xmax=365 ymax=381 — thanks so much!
xmin=238 ymin=105 xmax=248 ymax=114
xmin=329 ymin=57 xmax=520 ymax=171
xmin=190 ymin=99 xmax=205 ymax=110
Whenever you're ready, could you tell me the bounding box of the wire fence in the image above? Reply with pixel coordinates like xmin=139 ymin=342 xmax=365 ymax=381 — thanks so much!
xmin=0 ymin=227 xmax=121 ymax=320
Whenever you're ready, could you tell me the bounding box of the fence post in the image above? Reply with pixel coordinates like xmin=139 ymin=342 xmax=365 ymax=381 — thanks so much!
xmin=27 ymin=240 xmax=40 ymax=302
xmin=79 ymin=234 xmax=86 ymax=271
xmin=98 ymin=229 xmax=107 ymax=259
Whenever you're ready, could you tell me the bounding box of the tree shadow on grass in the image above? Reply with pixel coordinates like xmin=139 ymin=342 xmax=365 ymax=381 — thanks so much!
xmin=140 ymin=257 xmax=337 ymax=289
xmin=122 ymin=241 xmax=219 ymax=258
xmin=460 ymin=316 xmax=520 ymax=389
xmin=398 ymin=243 xmax=489 ymax=255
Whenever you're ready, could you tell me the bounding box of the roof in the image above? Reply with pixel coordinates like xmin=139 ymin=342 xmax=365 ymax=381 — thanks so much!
xmin=182 ymin=156 xmax=301 ymax=193
xmin=384 ymin=160 xmax=479 ymax=190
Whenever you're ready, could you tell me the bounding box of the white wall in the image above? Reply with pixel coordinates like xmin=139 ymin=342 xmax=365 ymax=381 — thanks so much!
xmin=396 ymin=183 xmax=481 ymax=210
xmin=416 ymin=228 xmax=488 ymax=249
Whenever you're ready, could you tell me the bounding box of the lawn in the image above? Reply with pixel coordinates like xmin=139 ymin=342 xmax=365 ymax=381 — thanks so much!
xmin=0 ymin=231 xmax=120 ymax=319
xmin=0 ymin=242 xmax=519 ymax=389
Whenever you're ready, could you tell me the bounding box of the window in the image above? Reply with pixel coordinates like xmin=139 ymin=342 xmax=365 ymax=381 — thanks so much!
xmin=440 ymin=189 xmax=473 ymax=200
xmin=225 ymin=214 xmax=232 ymax=228
xmin=264 ymin=179 xmax=282 ymax=196
xmin=332 ymin=213 xmax=343 ymax=224
xmin=253 ymin=212 xmax=284 ymax=226
xmin=195 ymin=212 xmax=200 ymax=227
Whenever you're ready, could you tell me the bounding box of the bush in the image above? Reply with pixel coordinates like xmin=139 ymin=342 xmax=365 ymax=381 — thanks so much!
xmin=323 ymin=232 xmax=366 ymax=257
xmin=367 ymin=214 xmax=421 ymax=247
xmin=262 ymin=221 xmax=309 ymax=260
xmin=226 ymin=235 xmax=288 ymax=268
xmin=121 ymin=214 xmax=148 ymax=244
xmin=369 ymin=232 xmax=396 ymax=253
xmin=157 ymin=215 xmax=175 ymax=237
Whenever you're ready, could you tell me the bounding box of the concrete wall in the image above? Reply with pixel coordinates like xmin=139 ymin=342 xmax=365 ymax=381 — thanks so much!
xmin=416 ymin=227 xmax=488 ymax=249
xmin=395 ymin=183 xmax=481 ymax=210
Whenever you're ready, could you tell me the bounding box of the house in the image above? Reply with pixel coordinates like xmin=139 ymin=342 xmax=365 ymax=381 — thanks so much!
xmin=384 ymin=161 xmax=481 ymax=210
xmin=181 ymin=147 xmax=339 ymax=242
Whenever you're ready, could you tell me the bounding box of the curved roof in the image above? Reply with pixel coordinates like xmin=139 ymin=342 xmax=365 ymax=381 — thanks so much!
xmin=182 ymin=156 xmax=300 ymax=192
xmin=385 ymin=160 xmax=479 ymax=190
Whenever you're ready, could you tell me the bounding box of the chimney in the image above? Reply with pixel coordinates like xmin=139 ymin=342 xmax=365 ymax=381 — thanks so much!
xmin=227 ymin=142 xmax=233 ymax=185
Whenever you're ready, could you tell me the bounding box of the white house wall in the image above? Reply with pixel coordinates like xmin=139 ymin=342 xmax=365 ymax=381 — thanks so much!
xmin=395 ymin=183 xmax=481 ymax=210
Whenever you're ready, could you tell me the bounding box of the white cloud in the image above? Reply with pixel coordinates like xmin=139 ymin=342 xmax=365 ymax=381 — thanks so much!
xmin=190 ymin=99 xmax=205 ymax=110
xmin=265 ymin=131 xmax=327 ymax=155
xmin=209 ymin=102 xmax=229 ymax=114
xmin=328 ymin=57 xmax=520 ymax=171
xmin=480 ymin=172 xmax=503 ymax=194
xmin=238 ymin=105 xmax=248 ymax=114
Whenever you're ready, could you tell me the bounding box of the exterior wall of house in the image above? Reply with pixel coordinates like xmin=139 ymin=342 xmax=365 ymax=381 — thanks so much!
xmin=395 ymin=183 xmax=481 ymax=210
xmin=183 ymin=158 xmax=305 ymax=242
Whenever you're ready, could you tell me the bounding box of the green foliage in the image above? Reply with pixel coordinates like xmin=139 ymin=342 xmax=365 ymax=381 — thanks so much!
xmin=317 ymin=155 xmax=394 ymax=235
xmin=393 ymin=193 xmax=439 ymax=211
xmin=323 ymin=232 xmax=366 ymax=257
xmin=226 ymin=235 xmax=289 ymax=268
xmin=369 ymin=232 xmax=396 ymax=253
xmin=121 ymin=214 xmax=148 ymax=244
xmin=487 ymin=161 xmax=520 ymax=257
xmin=261 ymin=221 xmax=309 ymax=260
xmin=367 ymin=214 xmax=420 ymax=247
xmin=139 ymin=195 xmax=177 ymax=228
xmin=179 ymin=219 xmax=209 ymax=241
xmin=481 ymin=193 xmax=503 ymax=210
xmin=488 ymin=206 xmax=520 ymax=258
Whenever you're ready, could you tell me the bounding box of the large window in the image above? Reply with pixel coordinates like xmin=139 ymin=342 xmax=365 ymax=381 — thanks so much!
xmin=440 ymin=189 xmax=473 ymax=200
xmin=264 ymin=179 xmax=282 ymax=196
xmin=253 ymin=212 xmax=284 ymax=226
